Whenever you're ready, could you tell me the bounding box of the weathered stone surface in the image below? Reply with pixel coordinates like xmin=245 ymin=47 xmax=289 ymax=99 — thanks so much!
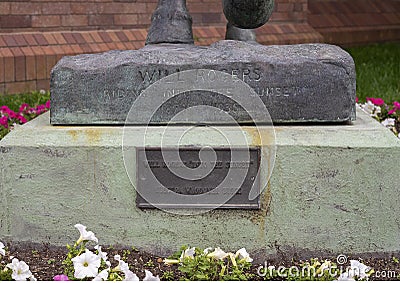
xmin=146 ymin=0 xmax=194 ymax=45
xmin=50 ymin=41 xmax=356 ymax=125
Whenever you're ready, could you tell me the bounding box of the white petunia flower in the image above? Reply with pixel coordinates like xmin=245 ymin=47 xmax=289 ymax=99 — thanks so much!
xmin=207 ymin=247 xmax=229 ymax=260
xmin=350 ymin=260 xmax=371 ymax=280
xmin=123 ymin=269 xmax=139 ymax=281
xmin=7 ymin=258 xmax=33 ymax=281
xmin=0 ymin=241 xmax=5 ymax=256
xmin=337 ymin=271 xmax=356 ymax=281
xmin=235 ymin=248 xmax=253 ymax=263
xmin=75 ymin=224 xmax=98 ymax=244
xmin=114 ymin=254 xmax=139 ymax=281
xmin=180 ymin=247 xmax=195 ymax=261
xmin=94 ymin=245 xmax=108 ymax=261
xmin=337 ymin=260 xmax=371 ymax=281
xmin=381 ymin=118 xmax=395 ymax=127
xmin=203 ymin=247 xmax=213 ymax=255
xmin=143 ymin=270 xmax=160 ymax=281
xmin=93 ymin=268 xmax=109 ymax=281
xmin=361 ymin=101 xmax=375 ymax=114
xmin=71 ymin=249 xmax=101 ymax=279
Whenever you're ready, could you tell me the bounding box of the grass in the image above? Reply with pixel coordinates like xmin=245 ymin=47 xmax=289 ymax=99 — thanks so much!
xmin=346 ymin=42 xmax=400 ymax=103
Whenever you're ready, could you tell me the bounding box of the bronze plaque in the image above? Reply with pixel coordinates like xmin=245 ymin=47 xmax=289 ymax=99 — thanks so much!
xmin=136 ymin=147 xmax=261 ymax=209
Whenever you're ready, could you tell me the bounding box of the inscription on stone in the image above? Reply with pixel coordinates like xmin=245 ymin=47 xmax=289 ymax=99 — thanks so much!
xmin=136 ymin=147 xmax=261 ymax=209
xmin=50 ymin=42 xmax=356 ymax=124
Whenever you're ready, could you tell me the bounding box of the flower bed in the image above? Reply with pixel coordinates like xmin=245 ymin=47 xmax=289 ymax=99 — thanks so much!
xmin=1 ymin=224 xmax=398 ymax=281
xmin=0 ymin=99 xmax=50 ymax=140
xmin=357 ymin=97 xmax=400 ymax=138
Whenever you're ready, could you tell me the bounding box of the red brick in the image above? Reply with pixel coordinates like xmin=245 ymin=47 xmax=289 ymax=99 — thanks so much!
xmin=81 ymin=32 xmax=95 ymax=43
xmin=0 ymin=57 xmax=5 ymax=84
xmin=4 ymin=56 xmax=15 ymax=83
xmin=0 ymin=15 xmax=32 ymax=28
xmin=72 ymin=33 xmax=86 ymax=44
xmin=11 ymin=2 xmax=41 ymax=15
xmin=33 ymin=34 xmax=49 ymax=45
xmin=36 ymin=79 xmax=50 ymax=92
xmin=20 ymin=46 xmax=34 ymax=57
xmin=69 ymin=44 xmax=83 ymax=54
xmin=36 ymin=55 xmax=47 ymax=80
xmin=23 ymin=34 xmax=39 ymax=46
xmin=0 ymin=2 xmax=11 ymax=15
xmin=114 ymin=14 xmax=139 ymax=25
xmin=42 ymin=46 xmax=54 ymax=56
xmin=90 ymin=32 xmax=103 ymax=43
xmin=46 ymin=55 xmax=57 ymax=77
xmin=0 ymin=37 xmax=6 ymax=48
xmin=50 ymin=45 xmax=65 ymax=57
xmin=42 ymin=3 xmax=71 ymax=15
xmin=70 ymin=3 xmax=99 ymax=14
xmin=32 ymin=15 xmax=61 ymax=28
xmin=25 ymin=55 xmax=36 ymax=81
xmin=5 ymin=81 xmax=36 ymax=95
xmin=61 ymin=15 xmax=88 ymax=27
xmin=14 ymin=55 xmax=26 ymax=82
xmin=2 ymin=35 xmax=18 ymax=47
xmin=123 ymin=30 xmax=137 ymax=41
xmin=62 ymin=33 xmax=77 ymax=44
xmin=98 ymin=32 xmax=112 ymax=43
xmin=43 ymin=33 xmax=58 ymax=45
xmin=89 ymin=15 xmax=114 ymax=26
xmin=31 ymin=46 xmax=45 ymax=57
xmin=108 ymin=31 xmax=120 ymax=43
xmin=52 ymin=33 xmax=67 ymax=45
xmin=115 ymin=31 xmax=129 ymax=42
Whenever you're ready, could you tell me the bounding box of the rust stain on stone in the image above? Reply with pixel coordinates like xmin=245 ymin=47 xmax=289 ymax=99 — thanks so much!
xmin=84 ymin=129 xmax=101 ymax=144
xmin=67 ymin=130 xmax=78 ymax=142
xmin=250 ymin=182 xmax=272 ymax=242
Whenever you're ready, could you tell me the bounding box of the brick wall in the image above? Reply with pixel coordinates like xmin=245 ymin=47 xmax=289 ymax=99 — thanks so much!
xmin=0 ymin=0 xmax=308 ymax=32
xmin=1 ymin=0 xmax=399 ymax=94
xmin=308 ymin=0 xmax=400 ymax=45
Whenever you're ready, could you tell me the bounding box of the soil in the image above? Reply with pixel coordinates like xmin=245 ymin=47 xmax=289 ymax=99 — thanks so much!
xmin=2 ymin=242 xmax=400 ymax=281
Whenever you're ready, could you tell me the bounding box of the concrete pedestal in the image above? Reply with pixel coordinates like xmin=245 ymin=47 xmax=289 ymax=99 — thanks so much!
xmin=1 ymin=108 xmax=399 ymax=259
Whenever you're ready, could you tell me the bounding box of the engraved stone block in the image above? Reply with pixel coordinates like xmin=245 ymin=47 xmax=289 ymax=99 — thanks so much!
xmin=50 ymin=41 xmax=356 ymax=125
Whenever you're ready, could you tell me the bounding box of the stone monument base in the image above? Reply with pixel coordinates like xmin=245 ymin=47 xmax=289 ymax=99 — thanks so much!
xmin=1 ymin=108 xmax=399 ymax=259
xmin=51 ymin=41 xmax=356 ymax=125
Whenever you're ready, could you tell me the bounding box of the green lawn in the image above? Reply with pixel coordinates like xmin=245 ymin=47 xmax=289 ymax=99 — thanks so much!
xmin=346 ymin=42 xmax=400 ymax=103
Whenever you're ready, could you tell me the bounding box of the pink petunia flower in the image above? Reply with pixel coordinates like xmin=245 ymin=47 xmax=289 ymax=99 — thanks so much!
xmin=53 ymin=274 xmax=69 ymax=281
xmin=0 ymin=105 xmax=11 ymax=115
xmin=36 ymin=104 xmax=46 ymax=114
xmin=0 ymin=116 xmax=9 ymax=128
xmin=7 ymin=110 xmax=17 ymax=119
xmin=394 ymin=101 xmax=400 ymax=110
xmin=366 ymin=97 xmax=385 ymax=106
xmin=355 ymin=97 xmax=359 ymax=103
xmin=45 ymin=100 xmax=51 ymax=109
xmin=19 ymin=103 xmax=30 ymax=113
xmin=16 ymin=114 xmax=28 ymax=124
